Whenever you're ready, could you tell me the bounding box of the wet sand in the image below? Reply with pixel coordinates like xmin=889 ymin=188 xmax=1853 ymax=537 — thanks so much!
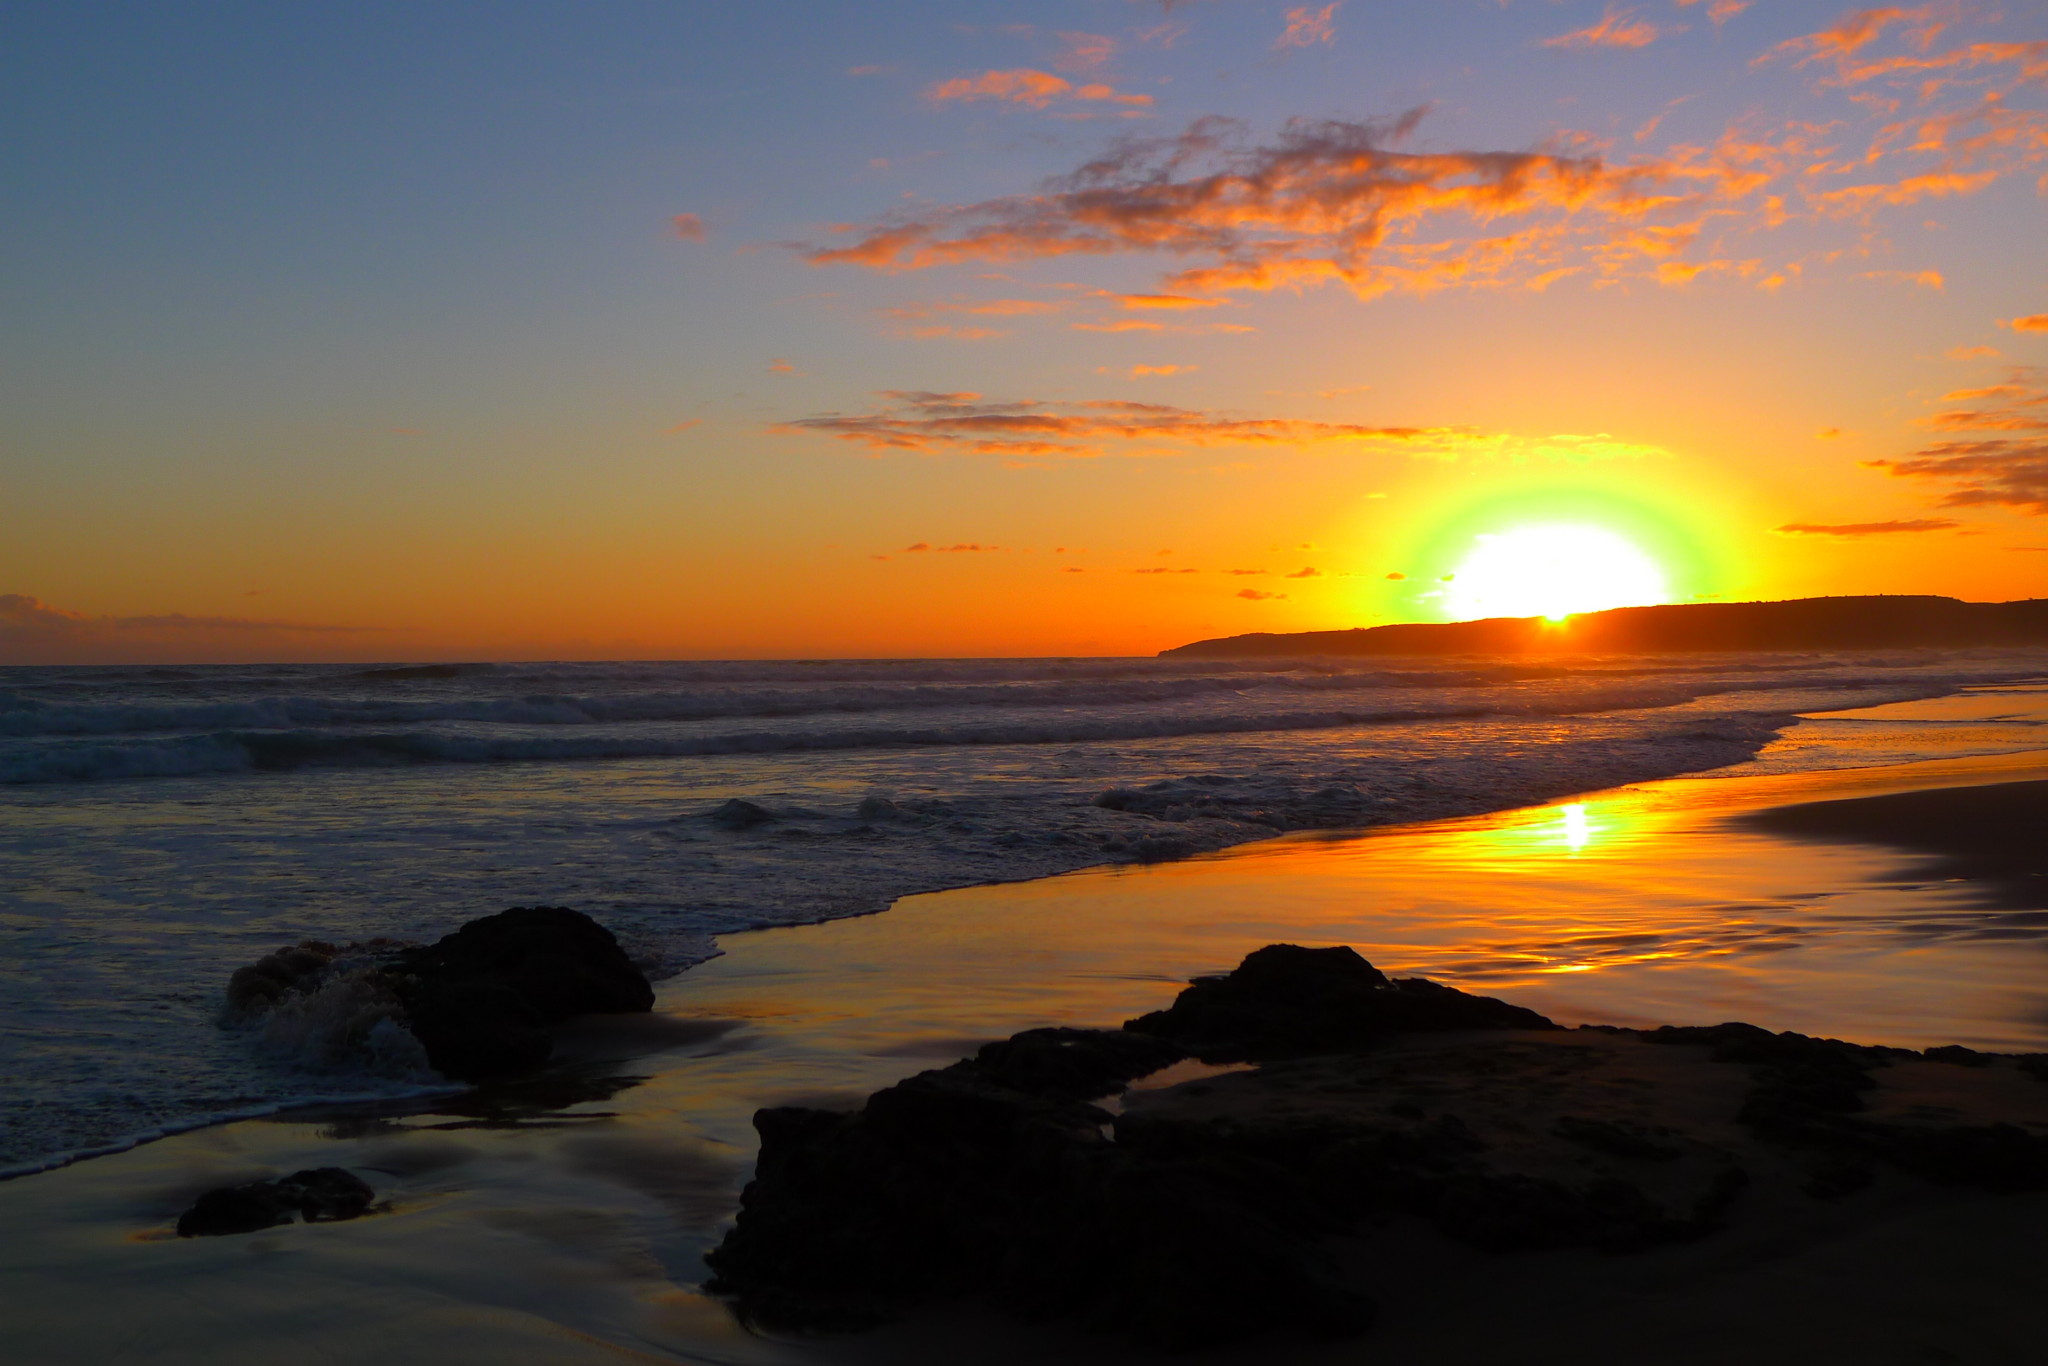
xmin=1743 ymin=777 xmax=2048 ymax=908
xmin=6 ymin=746 xmax=2048 ymax=1363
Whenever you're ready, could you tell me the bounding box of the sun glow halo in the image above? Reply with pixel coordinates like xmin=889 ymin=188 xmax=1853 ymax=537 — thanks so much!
xmin=1444 ymin=523 xmax=1670 ymax=622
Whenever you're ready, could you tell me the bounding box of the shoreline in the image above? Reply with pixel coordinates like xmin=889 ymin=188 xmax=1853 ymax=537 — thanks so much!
xmin=1741 ymin=778 xmax=2048 ymax=909
xmin=7 ymin=659 xmax=2044 ymax=1176
xmin=5 ymin=734 xmax=2048 ymax=1361
xmin=10 ymin=731 xmax=2048 ymax=1189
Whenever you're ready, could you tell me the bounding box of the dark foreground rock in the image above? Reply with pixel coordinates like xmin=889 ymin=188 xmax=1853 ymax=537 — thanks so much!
xmin=1126 ymin=943 xmax=1555 ymax=1057
xmin=221 ymin=907 xmax=654 ymax=1081
xmin=392 ymin=906 xmax=654 ymax=1078
xmin=176 ymin=1167 xmax=375 ymax=1237
xmin=705 ymin=943 xmax=2048 ymax=1351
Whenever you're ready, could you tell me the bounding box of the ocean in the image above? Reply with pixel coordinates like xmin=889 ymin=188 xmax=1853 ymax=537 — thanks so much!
xmin=4 ymin=649 xmax=2047 ymax=1177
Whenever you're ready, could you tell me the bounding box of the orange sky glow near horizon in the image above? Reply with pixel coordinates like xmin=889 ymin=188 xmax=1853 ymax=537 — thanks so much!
xmin=2 ymin=2 xmax=2044 ymax=663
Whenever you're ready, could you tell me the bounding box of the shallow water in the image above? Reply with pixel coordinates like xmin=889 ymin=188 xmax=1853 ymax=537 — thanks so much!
xmin=12 ymin=652 xmax=2044 ymax=1173
xmin=6 ymin=698 xmax=2048 ymax=1362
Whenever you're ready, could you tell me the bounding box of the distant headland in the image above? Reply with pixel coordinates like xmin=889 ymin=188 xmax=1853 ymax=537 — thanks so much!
xmin=1160 ymin=595 xmax=2048 ymax=658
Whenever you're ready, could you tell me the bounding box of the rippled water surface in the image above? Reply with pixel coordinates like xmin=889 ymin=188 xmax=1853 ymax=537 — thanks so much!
xmin=3 ymin=653 xmax=2044 ymax=1174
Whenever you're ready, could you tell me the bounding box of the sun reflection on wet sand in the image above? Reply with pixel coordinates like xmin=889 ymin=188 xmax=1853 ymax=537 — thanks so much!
xmin=5 ymin=738 xmax=2048 ymax=1365
xmin=1556 ymin=802 xmax=1593 ymax=852
xmin=667 ymin=745 xmax=2048 ymax=1058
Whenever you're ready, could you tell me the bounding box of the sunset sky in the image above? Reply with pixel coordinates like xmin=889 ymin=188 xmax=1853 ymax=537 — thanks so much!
xmin=3 ymin=1 xmax=2045 ymax=662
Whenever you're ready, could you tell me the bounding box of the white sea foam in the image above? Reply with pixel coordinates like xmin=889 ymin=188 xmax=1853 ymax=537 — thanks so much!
xmin=1 ymin=650 xmax=2044 ymax=1175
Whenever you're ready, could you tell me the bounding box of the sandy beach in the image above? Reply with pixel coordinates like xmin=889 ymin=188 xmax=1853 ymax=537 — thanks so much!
xmin=7 ymin=731 xmax=2048 ymax=1364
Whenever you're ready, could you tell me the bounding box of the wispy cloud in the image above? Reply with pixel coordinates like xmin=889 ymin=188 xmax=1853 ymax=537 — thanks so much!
xmin=802 ymin=111 xmax=1687 ymax=298
xmin=1541 ymin=7 xmax=1662 ymax=51
xmin=1 ymin=595 xmax=367 ymax=636
xmin=809 ymin=13 xmax=2048 ymax=304
xmin=1054 ymin=31 xmax=1116 ymax=71
xmin=670 ymin=213 xmax=707 ymax=241
xmin=1871 ymin=368 xmax=2048 ymax=513
xmin=772 ymin=390 xmax=1472 ymax=463
xmin=902 ymin=325 xmax=1007 ymax=340
xmin=1674 ymin=0 xmax=1748 ymax=27
xmin=2006 ymin=314 xmax=2048 ymax=333
xmin=1237 ymin=588 xmax=1287 ymax=600
xmin=1275 ymin=4 xmax=1338 ymax=50
xmin=887 ymin=298 xmax=1065 ymax=318
xmin=1753 ymin=7 xmax=2043 ymax=95
xmin=1 ymin=594 xmax=375 ymax=662
xmin=926 ymin=68 xmax=1153 ymax=112
xmin=1111 ymin=292 xmax=1226 ymax=309
xmin=1775 ymin=518 xmax=1963 ymax=535
xmin=1758 ymin=8 xmax=1938 ymax=71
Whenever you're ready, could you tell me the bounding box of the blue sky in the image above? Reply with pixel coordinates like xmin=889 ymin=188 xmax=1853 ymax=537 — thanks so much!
xmin=3 ymin=1 xmax=2044 ymax=659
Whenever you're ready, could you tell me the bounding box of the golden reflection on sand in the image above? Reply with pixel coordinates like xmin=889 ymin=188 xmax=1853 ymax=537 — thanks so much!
xmin=6 ymin=745 xmax=2048 ymax=1365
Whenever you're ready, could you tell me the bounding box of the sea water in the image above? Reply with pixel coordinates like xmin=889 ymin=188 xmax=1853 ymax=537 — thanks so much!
xmin=3 ymin=649 xmax=2046 ymax=1174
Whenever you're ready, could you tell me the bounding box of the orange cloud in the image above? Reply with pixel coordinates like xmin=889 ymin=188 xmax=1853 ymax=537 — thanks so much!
xmin=1128 ymin=363 xmax=1193 ymax=377
xmin=929 ymin=68 xmax=1070 ymax=108
xmin=1775 ymin=519 xmax=1963 ymax=535
xmin=1871 ymin=368 xmax=2048 ymax=512
xmin=1760 ymin=8 xmax=1932 ymax=72
xmin=1055 ymin=31 xmax=1115 ymax=71
xmin=772 ymin=391 xmax=1472 ymax=463
xmin=2006 ymin=314 xmax=2048 ymax=332
xmin=887 ymin=298 xmax=1064 ymax=319
xmin=1237 ymin=589 xmax=1287 ymax=600
xmin=1113 ymin=293 xmax=1225 ymax=309
xmin=927 ymin=68 xmax=1152 ymax=111
xmin=1275 ymin=4 xmax=1338 ymax=50
xmin=1948 ymin=345 xmax=2002 ymax=359
xmin=903 ymin=325 xmax=1006 ymax=340
xmin=803 ymin=111 xmax=1688 ymax=299
xmin=670 ymin=213 xmax=706 ymax=241
xmin=1859 ymin=268 xmax=1946 ymax=288
xmin=1542 ymin=7 xmax=1661 ymax=51
xmin=810 ymin=72 xmax=2045 ymax=303
xmin=1760 ymin=5 xmax=2047 ymax=94
xmin=1675 ymin=0 xmax=1748 ymax=25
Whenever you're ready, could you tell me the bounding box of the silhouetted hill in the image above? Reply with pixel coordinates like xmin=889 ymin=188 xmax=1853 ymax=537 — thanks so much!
xmin=1159 ymin=596 xmax=2048 ymax=658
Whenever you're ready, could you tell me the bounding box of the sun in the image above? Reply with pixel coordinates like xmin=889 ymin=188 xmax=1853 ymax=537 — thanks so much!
xmin=1443 ymin=523 xmax=1671 ymax=622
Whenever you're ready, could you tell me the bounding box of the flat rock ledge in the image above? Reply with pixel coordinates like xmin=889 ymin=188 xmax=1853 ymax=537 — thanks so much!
xmin=704 ymin=944 xmax=2048 ymax=1351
